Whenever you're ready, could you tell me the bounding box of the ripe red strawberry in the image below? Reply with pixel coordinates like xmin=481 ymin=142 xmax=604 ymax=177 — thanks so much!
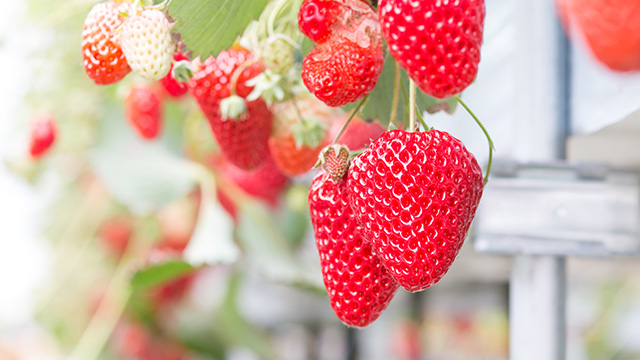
xmin=301 ymin=0 xmax=385 ymax=107
xmin=126 ymin=85 xmax=162 ymax=140
xmin=269 ymin=134 xmax=328 ymax=176
xmin=29 ymin=116 xmax=56 ymax=158
xmin=330 ymin=115 xmax=386 ymax=150
xmin=309 ymin=171 xmax=399 ymax=327
xmin=190 ymin=47 xmax=272 ymax=170
xmin=160 ymin=52 xmax=189 ymax=98
xmin=99 ymin=215 xmax=134 ymax=257
xmin=298 ymin=0 xmax=342 ymax=43
xmin=347 ymin=130 xmax=483 ymax=292
xmin=81 ymin=1 xmax=131 ymax=85
xmin=558 ymin=0 xmax=640 ymax=71
xmin=215 ymin=155 xmax=290 ymax=219
xmin=379 ymin=0 xmax=485 ymax=99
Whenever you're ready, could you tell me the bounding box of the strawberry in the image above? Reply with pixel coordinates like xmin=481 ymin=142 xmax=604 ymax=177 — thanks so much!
xmin=98 ymin=215 xmax=134 ymax=257
xmin=190 ymin=47 xmax=272 ymax=170
xmin=558 ymin=0 xmax=640 ymax=71
xmin=126 ymin=85 xmax=162 ymax=140
xmin=330 ymin=115 xmax=386 ymax=150
xmin=215 ymin=155 xmax=290 ymax=219
xmin=301 ymin=0 xmax=385 ymax=107
xmin=379 ymin=0 xmax=485 ymax=99
xmin=120 ymin=9 xmax=176 ymax=81
xmin=309 ymin=171 xmax=399 ymax=327
xmin=268 ymin=97 xmax=337 ymax=176
xmin=347 ymin=130 xmax=483 ymax=292
xmin=160 ymin=52 xmax=189 ymax=98
xmin=29 ymin=116 xmax=56 ymax=158
xmin=298 ymin=0 xmax=342 ymax=43
xmin=81 ymin=1 xmax=131 ymax=85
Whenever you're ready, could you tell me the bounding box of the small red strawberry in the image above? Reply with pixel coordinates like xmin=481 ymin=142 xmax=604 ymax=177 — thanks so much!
xmin=347 ymin=130 xmax=483 ymax=292
xmin=309 ymin=171 xmax=399 ymax=327
xmin=379 ymin=0 xmax=485 ymax=99
xmin=81 ymin=1 xmax=131 ymax=85
xmin=99 ymin=215 xmax=134 ymax=257
xmin=558 ymin=0 xmax=640 ymax=71
xmin=298 ymin=0 xmax=342 ymax=43
xmin=126 ymin=85 xmax=162 ymax=140
xmin=330 ymin=115 xmax=386 ymax=150
xmin=160 ymin=52 xmax=189 ymax=98
xmin=190 ymin=47 xmax=272 ymax=170
xmin=269 ymin=134 xmax=328 ymax=176
xmin=215 ymin=155 xmax=290 ymax=219
xmin=120 ymin=8 xmax=176 ymax=81
xmin=29 ymin=116 xmax=56 ymax=158
xmin=301 ymin=0 xmax=385 ymax=107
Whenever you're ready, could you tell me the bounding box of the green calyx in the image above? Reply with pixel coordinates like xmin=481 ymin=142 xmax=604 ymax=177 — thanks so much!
xmin=291 ymin=116 xmax=327 ymax=149
xmin=172 ymin=60 xmax=194 ymax=83
xmin=219 ymin=95 xmax=248 ymax=120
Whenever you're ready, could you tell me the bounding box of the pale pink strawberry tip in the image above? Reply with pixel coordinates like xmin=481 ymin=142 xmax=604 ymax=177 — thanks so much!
xmin=346 ymin=130 xmax=483 ymax=292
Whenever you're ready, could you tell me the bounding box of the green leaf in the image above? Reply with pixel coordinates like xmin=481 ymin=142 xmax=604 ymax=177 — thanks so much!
xmin=236 ymin=200 xmax=325 ymax=294
xmin=168 ymin=0 xmax=269 ymax=58
xmin=342 ymin=56 xmax=458 ymax=127
xmin=90 ymin=106 xmax=197 ymax=214
xmin=130 ymin=260 xmax=194 ymax=292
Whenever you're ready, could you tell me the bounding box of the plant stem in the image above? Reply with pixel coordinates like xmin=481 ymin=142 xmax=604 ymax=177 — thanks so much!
xmin=455 ymin=95 xmax=494 ymax=184
xmin=409 ymin=79 xmax=416 ymax=132
xmin=332 ymin=95 xmax=368 ymax=145
xmin=389 ymin=62 xmax=401 ymax=129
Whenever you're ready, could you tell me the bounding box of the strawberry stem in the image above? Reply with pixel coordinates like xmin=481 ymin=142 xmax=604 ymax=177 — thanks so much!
xmin=409 ymin=79 xmax=417 ymax=132
xmin=455 ymin=95 xmax=494 ymax=184
xmin=389 ymin=62 xmax=401 ymax=129
xmin=332 ymin=95 xmax=368 ymax=145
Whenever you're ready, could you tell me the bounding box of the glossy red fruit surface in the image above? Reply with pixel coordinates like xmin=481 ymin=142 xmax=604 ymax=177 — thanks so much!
xmin=298 ymin=0 xmax=342 ymax=43
xmin=81 ymin=1 xmax=131 ymax=85
xmin=301 ymin=0 xmax=385 ymax=107
xmin=160 ymin=52 xmax=189 ymax=98
xmin=29 ymin=116 xmax=56 ymax=158
xmin=379 ymin=0 xmax=485 ymax=99
xmin=126 ymin=85 xmax=162 ymax=140
xmin=559 ymin=0 xmax=640 ymax=71
xmin=347 ymin=130 xmax=483 ymax=292
xmin=309 ymin=172 xmax=399 ymax=327
xmin=189 ymin=47 xmax=272 ymax=170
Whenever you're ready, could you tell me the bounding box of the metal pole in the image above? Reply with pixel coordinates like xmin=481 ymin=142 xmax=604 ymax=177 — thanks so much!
xmin=510 ymin=255 xmax=566 ymax=360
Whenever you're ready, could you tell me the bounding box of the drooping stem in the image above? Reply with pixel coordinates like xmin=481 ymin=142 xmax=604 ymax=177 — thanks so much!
xmin=332 ymin=95 xmax=368 ymax=145
xmin=389 ymin=62 xmax=401 ymax=129
xmin=455 ymin=95 xmax=494 ymax=184
xmin=409 ymin=79 xmax=417 ymax=132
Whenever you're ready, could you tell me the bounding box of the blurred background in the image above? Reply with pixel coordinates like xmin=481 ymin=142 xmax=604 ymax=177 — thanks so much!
xmin=2 ymin=0 xmax=640 ymax=359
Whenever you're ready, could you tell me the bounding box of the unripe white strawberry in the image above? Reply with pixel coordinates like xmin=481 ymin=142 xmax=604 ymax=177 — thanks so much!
xmin=120 ymin=9 xmax=175 ymax=81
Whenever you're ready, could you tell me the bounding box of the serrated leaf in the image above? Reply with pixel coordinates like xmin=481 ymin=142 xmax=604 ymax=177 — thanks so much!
xmin=131 ymin=260 xmax=194 ymax=292
xmin=342 ymin=56 xmax=458 ymax=127
xmin=168 ymin=0 xmax=269 ymax=58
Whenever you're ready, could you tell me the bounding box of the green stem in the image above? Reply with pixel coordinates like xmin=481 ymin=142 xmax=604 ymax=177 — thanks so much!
xmin=332 ymin=95 xmax=368 ymax=145
xmin=455 ymin=95 xmax=494 ymax=184
xmin=400 ymin=82 xmax=409 ymax=130
xmin=389 ymin=62 xmax=401 ymax=129
xmin=409 ymin=80 xmax=417 ymax=132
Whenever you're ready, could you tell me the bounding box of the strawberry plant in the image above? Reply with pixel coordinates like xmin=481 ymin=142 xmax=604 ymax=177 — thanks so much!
xmin=16 ymin=0 xmax=497 ymax=357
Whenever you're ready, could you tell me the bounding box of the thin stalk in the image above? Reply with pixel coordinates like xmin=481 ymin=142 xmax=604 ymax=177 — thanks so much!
xmin=409 ymin=80 xmax=417 ymax=132
xmin=399 ymin=82 xmax=409 ymax=130
xmin=389 ymin=62 xmax=401 ymax=128
xmin=332 ymin=95 xmax=368 ymax=145
xmin=455 ymin=95 xmax=494 ymax=184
